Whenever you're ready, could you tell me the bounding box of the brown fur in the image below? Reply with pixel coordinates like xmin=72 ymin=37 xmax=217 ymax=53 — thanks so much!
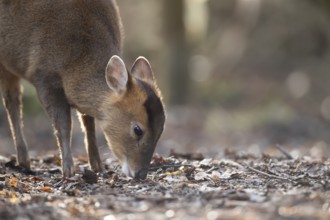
xmin=0 ymin=0 xmax=165 ymax=179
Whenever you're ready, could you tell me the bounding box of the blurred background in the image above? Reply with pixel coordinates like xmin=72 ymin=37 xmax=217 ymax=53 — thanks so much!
xmin=1 ymin=0 xmax=330 ymax=159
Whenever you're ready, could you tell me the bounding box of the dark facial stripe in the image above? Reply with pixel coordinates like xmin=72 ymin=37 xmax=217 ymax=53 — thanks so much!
xmin=137 ymin=80 xmax=165 ymax=139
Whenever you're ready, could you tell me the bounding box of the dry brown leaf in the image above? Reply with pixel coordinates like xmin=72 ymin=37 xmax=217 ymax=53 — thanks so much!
xmin=30 ymin=176 xmax=44 ymax=182
xmin=150 ymin=154 xmax=166 ymax=167
xmin=9 ymin=177 xmax=18 ymax=187
xmin=39 ymin=186 xmax=52 ymax=192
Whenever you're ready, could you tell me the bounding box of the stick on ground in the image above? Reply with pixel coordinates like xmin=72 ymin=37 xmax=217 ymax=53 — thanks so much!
xmin=246 ymin=165 xmax=290 ymax=181
xmin=276 ymin=144 xmax=293 ymax=159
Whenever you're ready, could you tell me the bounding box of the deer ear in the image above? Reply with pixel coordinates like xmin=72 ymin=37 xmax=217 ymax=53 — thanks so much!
xmin=131 ymin=56 xmax=155 ymax=83
xmin=105 ymin=55 xmax=128 ymax=94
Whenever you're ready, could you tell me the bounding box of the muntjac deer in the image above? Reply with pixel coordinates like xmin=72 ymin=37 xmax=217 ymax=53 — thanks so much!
xmin=0 ymin=0 xmax=165 ymax=180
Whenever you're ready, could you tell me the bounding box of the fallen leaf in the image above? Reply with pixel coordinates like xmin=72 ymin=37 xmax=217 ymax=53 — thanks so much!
xmin=39 ymin=186 xmax=52 ymax=193
xmin=8 ymin=191 xmax=19 ymax=204
xmin=220 ymin=172 xmax=232 ymax=179
xmin=9 ymin=177 xmax=18 ymax=187
xmin=194 ymin=172 xmax=209 ymax=181
xmin=199 ymin=158 xmax=213 ymax=167
xmin=151 ymin=154 xmax=166 ymax=167
xmin=0 ymin=155 xmax=10 ymax=164
xmin=164 ymin=175 xmax=188 ymax=182
xmin=9 ymin=196 xmax=19 ymax=204
xmin=30 ymin=176 xmax=44 ymax=182
xmin=165 ymin=170 xmax=182 ymax=175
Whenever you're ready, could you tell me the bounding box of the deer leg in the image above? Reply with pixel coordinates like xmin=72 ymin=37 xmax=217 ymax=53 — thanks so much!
xmin=0 ymin=71 xmax=30 ymax=168
xmin=34 ymin=74 xmax=74 ymax=178
xmin=78 ymin=113 xmax=102 ymax=172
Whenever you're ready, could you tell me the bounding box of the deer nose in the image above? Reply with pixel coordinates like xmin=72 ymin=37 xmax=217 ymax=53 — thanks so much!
xmin=134 ymin=168 xmax=148 ymax=180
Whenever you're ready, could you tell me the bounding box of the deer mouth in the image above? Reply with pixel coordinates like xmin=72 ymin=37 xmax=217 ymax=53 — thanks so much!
xmin=121 ymin=157 xmax=134 ymax=178
xmin=121 ymin=157 xmax=148 ymax=180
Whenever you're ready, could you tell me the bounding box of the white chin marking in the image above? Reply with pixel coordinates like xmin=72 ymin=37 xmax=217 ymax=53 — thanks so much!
xmin=122 ymin=158 xmax=134 ymax=178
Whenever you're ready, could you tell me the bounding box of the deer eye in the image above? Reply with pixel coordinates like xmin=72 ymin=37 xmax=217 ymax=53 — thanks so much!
xmin=133 ymin=124 xmax=143 ymax=137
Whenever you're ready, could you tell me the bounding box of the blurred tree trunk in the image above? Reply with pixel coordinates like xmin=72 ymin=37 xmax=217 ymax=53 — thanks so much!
xmin=163 ymin=0 xmax=189 ymax=104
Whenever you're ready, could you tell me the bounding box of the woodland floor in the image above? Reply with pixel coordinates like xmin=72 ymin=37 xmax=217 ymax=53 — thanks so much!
xmin=0 ymin=147 xmax=329 ymax=220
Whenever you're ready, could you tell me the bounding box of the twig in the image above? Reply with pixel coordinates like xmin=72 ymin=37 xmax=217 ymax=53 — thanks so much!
xmin=205 ymin=166 xmax=218 ymax=173
xmin=149 ymin=164 xmax=193 ymax=171
xmin=276 ymin=144 xmax=293 ymax=159
xmin=247 ymin=166 xmax=290 ymax=181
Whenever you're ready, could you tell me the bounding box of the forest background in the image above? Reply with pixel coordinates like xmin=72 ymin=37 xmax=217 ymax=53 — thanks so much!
xmin=1 ymin=0 xmax=330 ymax=160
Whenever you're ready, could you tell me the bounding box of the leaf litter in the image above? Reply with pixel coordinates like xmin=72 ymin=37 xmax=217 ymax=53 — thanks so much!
xmin=0 ymin=149 xmax=329 ymax=220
